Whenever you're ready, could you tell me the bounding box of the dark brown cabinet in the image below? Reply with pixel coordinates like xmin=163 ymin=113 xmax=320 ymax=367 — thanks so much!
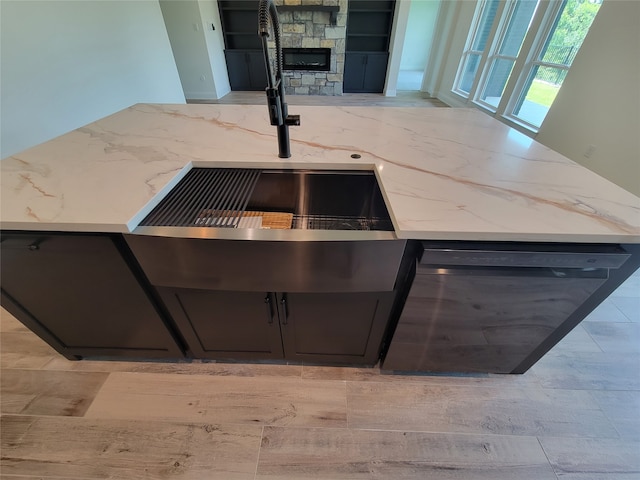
xmin=124 ymin=235 xmax=407 ymax=366
xmin=157 ymin=289 xmax=284 ymax=360
xmin=344 ymin=52 xmax=389 ymax=93
xmin=280 ymin=291 xmax=394 ymax=364
xmin=224 ymin=50 xmax=267 ymax=91
xmin=156 ymin=287 xmax=394 ymax=365
xmin=344 ymin=0 xmax=395 ymax=93
xmin=0 ymin=233 xmax=183 ymax=359
xmin=219 ymin=0 xmax=267 ymax=91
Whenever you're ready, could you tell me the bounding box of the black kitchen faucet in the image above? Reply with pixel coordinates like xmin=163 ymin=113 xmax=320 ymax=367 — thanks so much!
xmin=258 ymin=0 xmax=300 ymax=158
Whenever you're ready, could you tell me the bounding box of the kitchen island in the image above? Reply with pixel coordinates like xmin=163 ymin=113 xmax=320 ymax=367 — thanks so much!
xmin=2 ymin=104 xmax=639 ymax=373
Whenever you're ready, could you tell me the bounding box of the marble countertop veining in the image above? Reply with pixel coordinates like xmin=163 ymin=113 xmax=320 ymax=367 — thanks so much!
xmin=1 ymin=103 xmax=639 ymax=243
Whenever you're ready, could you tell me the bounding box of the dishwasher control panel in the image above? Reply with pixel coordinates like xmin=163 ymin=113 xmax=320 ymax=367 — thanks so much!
xmin=420 ymin=242 xmax=630 ymax=269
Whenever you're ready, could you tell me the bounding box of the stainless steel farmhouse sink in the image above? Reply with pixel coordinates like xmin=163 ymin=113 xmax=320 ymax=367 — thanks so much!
xmin=133 ymin=167 xmax=397 ymax=240
xmin=127 ymin=167 xmax=407 ymax=294
xmin=125 ymin=169 xmax=410 ymax=366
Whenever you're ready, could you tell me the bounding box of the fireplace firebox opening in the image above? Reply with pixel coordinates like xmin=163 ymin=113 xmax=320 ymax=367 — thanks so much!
xmin=283 ymin=48 xmax=331 ymax=72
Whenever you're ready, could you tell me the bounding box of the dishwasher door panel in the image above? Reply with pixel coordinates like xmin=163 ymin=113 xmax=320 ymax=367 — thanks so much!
xmin=383 ymin=265 xmax=607 ymax=373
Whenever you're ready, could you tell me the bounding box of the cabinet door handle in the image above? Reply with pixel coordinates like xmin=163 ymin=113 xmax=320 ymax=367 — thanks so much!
xmin=27 ymin=239 xmax=44 ymax=251
xmin=0 ymin=237 xmax=44 ymax=250
xmin=264 ymin=294 xmax=274 ymax=324
xmin=280 ymin=294 xmax=289 ymax=325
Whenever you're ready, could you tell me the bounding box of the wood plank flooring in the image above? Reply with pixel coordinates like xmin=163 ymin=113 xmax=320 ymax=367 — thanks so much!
xmin=1 ymin=416 xmax=261 ymax=480
xmin=85 ymin=373 xmax=348 ymax=428
xmin=257 ymin=427 xmax=557 ymax=480
xmin=2 ymin=270 xmax=639 ymax=480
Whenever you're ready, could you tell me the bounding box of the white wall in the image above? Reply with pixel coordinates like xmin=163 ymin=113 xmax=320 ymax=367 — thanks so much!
xmin=399 ymin=0 xmax=440 ymax=72
xmin=385 ymin=0 xmax=412 ymax=96
xmin=536 ymin=0 xmax=640 ymax=196
xmin=198 ymin=0 xmax=231 ymax=99
xmin=422 ymin=0 xmax=474 ymax=105
xmin=0 ymin=0 xmax=185 ymax=159
xmin=426 ymin=0 xmax=639 ymax=195
xmin=421 ymin=0 xmax=460 ymax=97
xmin=159 ymin=0 xmax=229 ymax=101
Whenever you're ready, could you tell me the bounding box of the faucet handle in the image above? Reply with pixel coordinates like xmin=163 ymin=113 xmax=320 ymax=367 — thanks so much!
xmin=266 ymin=87 xmax=283 ymax=126
xmin=285 ymin=115 xmax=300 ymax=126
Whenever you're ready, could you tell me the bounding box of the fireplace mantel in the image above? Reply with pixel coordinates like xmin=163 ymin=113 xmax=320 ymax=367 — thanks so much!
xmin=278 ymin=5 xmax=340 ymax=25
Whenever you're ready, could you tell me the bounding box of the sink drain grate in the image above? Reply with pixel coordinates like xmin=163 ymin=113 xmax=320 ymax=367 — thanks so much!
xmin=140 ymin=168 xmax=261 ymax=228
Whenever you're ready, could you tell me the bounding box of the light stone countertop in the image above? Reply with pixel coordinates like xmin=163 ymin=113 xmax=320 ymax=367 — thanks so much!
xmin=1 ymin=103 xmax=639 ymax=243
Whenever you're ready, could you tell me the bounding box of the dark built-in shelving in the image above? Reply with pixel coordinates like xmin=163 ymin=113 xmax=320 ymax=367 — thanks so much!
xmin=219 ymin=1 xmax=341 ymax=90
xmin=218 ymin=0 xmax=266 ymax=91
xmin=344 ymin=0 xmax=395 ymax=93
xmin=219 ymin=0 xmax=395 ymax=92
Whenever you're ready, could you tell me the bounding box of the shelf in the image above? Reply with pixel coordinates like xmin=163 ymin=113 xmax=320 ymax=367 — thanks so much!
xmin=348 ymin=0 xmax=395 ymax=12
xmin=345 ymin=1 xmax=393 ymax=53
xmin=345 ymin=50 xmax=390 ymax=54
xmin=219 ymin=6 xmax=257 ymax=10
xmin=224 ymin=48 xmax=262 ymax=52
xmin=349 ymin=9 xmax=393 ymax=12
xmin=346 ymin=35 xmax=390 ymax=50
xmin=218 ymin=0 xmax=259 ymax=10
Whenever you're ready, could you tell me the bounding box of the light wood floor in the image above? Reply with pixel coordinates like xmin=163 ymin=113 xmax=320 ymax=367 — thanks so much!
xmin=1 ymin=269 xmax=639 ymax=479
xmin=188 ymin=90 xmax=449 ymax=108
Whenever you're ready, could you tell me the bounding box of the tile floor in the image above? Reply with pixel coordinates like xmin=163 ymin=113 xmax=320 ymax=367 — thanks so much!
xmin=1 ymin=268 xmax=638 ymax=479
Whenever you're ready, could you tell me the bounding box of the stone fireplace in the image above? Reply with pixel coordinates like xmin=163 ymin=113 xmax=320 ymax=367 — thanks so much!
xmin=271 ymin=0 xmax=348 ymax=95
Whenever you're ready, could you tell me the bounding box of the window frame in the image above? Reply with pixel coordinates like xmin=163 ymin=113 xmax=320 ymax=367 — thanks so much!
xmin=502 ymin=0 xmax=569 ymax=130
xmin=473 ymin=0 xmax=518 ymax=112
xmin=451 ymin=0 xmax=596 ymax=134
xmin=452 ymin=0 xmax=506 ymax=98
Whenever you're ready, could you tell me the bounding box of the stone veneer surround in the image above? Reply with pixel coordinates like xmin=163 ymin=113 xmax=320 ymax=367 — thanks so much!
xmin=271 ymin=0 xmax=348 ymax=95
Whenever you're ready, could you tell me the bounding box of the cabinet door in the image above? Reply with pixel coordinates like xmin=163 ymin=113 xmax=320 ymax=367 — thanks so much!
xmin=279 ymin=292 xmax=394 ymax=365
xmin=362 ymin=52 xmax=389 ymax=93
xmin=344 ymin=53 xmax=367 ymax=93
xmin=344 ymin=53 xmax=388 ymax=93
xmin=158 ymin=289 xmax=284 ymax=360
xmin=224 ymin=50 xmax=252 ymax=91
xmin=225 ymin=50 xmax=267 ymax=91
xmin=247 ymin=51 xmax=268 ymax=90
xmin=0 ymin=233 xmax=182 ymax=359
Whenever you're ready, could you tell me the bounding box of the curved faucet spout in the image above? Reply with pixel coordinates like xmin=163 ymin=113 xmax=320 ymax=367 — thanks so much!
xmin=258 ymin=0 xmax=281 ymax=91
xmin=258 ymin=0 xmax=300 ymax=158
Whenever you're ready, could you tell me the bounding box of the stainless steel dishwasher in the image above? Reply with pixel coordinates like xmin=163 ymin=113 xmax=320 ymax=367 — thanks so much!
xmin=382 ymin=242 xmax=631 ymax=374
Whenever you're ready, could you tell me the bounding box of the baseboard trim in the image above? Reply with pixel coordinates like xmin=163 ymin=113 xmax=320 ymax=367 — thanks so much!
xmin=436 ymin=91 xmax=469 ymax=108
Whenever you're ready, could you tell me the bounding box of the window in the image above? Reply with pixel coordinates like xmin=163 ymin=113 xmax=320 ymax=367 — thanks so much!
xmin=453 ymin=0 xmax=602 ymax=132
xmin=477 ymin=0 xmax=538 ymax=110
xmin=454 ymin=0 xmax=501 ymax=96
xmin=508 ymin=0 xmax=602 ymax=128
